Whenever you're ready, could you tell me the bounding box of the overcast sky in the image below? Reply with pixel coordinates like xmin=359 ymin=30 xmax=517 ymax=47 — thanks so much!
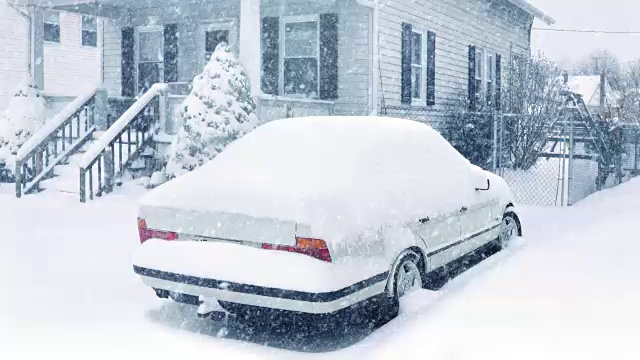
xmin=528 ymin=0 xmax=640 ymax=69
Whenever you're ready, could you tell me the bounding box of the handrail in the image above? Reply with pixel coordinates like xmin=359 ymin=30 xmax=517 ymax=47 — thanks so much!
xmin=15 ymin=90 xmax=97 ymax=198
xmin=79 ymin=83 xmax=167 ymax=202
xmin=17 ymin=90 xmax=96 ymax=161
xmin=80 ymin=84 xmax=167 ymax=169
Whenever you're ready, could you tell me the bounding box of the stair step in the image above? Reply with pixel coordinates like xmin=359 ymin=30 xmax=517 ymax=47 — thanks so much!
xmin=53 ymin=164 xmax=78 ymax=177
xmin=129 ymin=158 xmax=147 ymax=170
xmin=140 ymin=147 xmax=155 ymax=157
xmin=40 ymin=176 xmax=81 ymax=194
xmin=153 ymin=132 xmax=175 ymax=144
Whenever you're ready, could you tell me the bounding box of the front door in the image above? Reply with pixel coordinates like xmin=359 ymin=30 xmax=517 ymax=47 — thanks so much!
xmin=457 ymin=201 xmax=496 ymax=255
xmin=138 ymin=29 xmax=164 ymax=94
xmin=414 ymin=211 xmax=462 ymax=270
xmin=205 ymin=29 xmax=230 ymax=62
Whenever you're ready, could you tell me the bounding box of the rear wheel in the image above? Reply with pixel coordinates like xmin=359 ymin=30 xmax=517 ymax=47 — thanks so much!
xmin=373 ymin=251 xmax=424 ymax=326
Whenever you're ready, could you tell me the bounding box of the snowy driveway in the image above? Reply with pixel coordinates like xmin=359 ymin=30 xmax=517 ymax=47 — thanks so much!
xmin=1 ymin=181 xmax=639 ymax=359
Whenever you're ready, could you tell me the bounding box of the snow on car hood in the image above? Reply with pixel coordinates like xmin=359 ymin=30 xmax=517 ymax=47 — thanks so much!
xmin=141 ymin=117 xmax=486 ymax=241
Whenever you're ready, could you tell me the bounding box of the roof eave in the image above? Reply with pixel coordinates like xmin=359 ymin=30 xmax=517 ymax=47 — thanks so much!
xmin=507 ymin=0 xmax=556 ymax=25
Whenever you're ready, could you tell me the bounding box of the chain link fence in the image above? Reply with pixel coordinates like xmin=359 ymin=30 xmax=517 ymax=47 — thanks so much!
xmin=382 ymin=105 xmax=635 ymax=207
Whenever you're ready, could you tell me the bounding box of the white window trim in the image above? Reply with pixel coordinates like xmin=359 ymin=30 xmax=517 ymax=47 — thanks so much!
xmin=200 ymin=18 xmax=237 ymax=69
xmin=81 ymin=15 xmax=98 ymax=47
xmin=279 ymin=14 xmax=321 ymax=98
xmin=43 ymin=10 xmax=61 ymax=44
xmin=486 ymin=53 xmax=494 ymax=102
xmin=475 ymin=47 xmax=484 ymax=96
xmin=411 ymin=29 xmax=426 ymax=103
xmin=135 ymin=26 xmax=165 ymax=94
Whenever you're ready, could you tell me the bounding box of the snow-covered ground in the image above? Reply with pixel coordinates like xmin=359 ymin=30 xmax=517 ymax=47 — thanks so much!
xmin=1 ymin=179 xmax=639 ymax=359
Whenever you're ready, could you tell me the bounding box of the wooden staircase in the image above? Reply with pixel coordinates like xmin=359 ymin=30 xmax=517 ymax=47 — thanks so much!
xmin=14 ymin=84 xmax=172 ymax=201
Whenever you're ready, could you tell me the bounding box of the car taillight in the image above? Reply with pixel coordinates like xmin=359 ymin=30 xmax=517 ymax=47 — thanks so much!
xmin=261 ymin=237 xmax=332 ymax=262
xmin=137 ymin=217 xmax=178 ymax=244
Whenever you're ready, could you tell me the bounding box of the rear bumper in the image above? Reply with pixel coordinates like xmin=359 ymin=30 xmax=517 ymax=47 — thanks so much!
xmin=134 ymin=266 xmax=389 ymax=314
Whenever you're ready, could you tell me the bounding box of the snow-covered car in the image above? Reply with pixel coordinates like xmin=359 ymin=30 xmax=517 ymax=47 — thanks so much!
xmin=133 ymin=116 xmax=522 ymax=324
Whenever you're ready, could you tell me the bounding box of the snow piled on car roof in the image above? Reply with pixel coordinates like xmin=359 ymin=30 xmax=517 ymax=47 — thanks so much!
xmin=141 ymin=117 xmax=497 ymax=240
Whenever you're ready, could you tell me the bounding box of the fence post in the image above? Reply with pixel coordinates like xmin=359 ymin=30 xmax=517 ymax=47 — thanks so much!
xmin=492 ymin=110 xmax=498 ymax=172
xmin=567 ymin=110 xmax=575 ymax=206
xmin=633 ymin=130 xmax=640 ymax=176
xmin=560 ymin=112 xmax=568 ymax=206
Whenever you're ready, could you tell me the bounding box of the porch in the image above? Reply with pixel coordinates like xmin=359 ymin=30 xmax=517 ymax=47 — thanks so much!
xmin=11 ymin=0 xmax=370 ymax=201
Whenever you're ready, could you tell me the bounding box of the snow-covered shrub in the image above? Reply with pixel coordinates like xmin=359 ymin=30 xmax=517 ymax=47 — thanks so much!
xmin=443 ymin=91 xmax=495 ymax=169
xmin=0 ymin=76 xmax=47 ymax=182
xmin=165 ymin=43 xmax=258 ymax=178
xmin=503 ymin=55 xmax=564 ymax=170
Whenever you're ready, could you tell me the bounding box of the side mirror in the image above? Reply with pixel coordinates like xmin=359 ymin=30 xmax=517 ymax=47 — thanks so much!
xmin=475 ymin=179 xmax=491 ymax=191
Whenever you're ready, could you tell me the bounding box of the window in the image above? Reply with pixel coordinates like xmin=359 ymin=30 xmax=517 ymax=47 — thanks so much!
xmin=475 ymin=47 xmax=484 ymax=100
xmin=205 ymin=30 xmax=230 ymax=61
xmin=82 ymin=16 xmax=97 ymax=47
xmin=283 ymin=18 xmax=319 ymax=98
xmin=44 ymin=11 xmax=60 ymax=43
xmin=487 ymin=54 xmax=494 ymax=105
xmin=411 ymin=31 xmax=424 ymax=100
xmin=137 ymin=29 xmax=164 ymax=93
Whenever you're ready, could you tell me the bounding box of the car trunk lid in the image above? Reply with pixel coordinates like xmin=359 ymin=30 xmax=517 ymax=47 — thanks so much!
xmin=139 ymin=204 xmax=299 ymax=246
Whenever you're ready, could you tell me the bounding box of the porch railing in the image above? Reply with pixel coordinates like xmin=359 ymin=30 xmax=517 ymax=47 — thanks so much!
xmin=78 ymin=83 xmax=167 ymax=202
xmin=15 ymin=90 xmax=97 ymax=198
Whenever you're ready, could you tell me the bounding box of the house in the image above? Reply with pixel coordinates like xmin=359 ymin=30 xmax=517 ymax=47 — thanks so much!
xmin=12 ymin=0 xmax=554 ymax=120
xmin=9 ymin=0 xmax=554 ymax=200
xmin=0 ymin=3 xmax=102 ymax=113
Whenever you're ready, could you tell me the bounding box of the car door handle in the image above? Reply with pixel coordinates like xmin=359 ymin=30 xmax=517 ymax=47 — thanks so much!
xmin=418 ymin=217 xmax=430 ymax=224
xmin=460 ymin=206 xmax=468 ymax=213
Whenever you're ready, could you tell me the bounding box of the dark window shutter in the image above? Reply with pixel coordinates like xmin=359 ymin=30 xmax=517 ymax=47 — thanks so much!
xmin=401 ymin=23 xmax=412 ymax=105
xmin=261 ymin=17 xmax=279 ymax=95
xmin=121 ymin=27 xmax=135 ymax=98
xmin=320 ymin=13 xmax=339 ymax=100
xmin=468 ymin=45 xmax=477 ymax=111
xmin=164 ymin=24 xmax=179 ymax=83
xmin=426 ymin=31 xmax=436 ymax=106
xmin=495 ymin=53 xmax=502 ymax=111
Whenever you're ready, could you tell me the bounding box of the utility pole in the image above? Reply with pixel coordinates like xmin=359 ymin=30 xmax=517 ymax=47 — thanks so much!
xmin=600 ymin=70 xmax=607 ymax=115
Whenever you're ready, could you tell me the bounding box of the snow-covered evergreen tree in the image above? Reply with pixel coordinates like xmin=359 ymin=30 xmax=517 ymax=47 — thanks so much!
xmin=165 ymin=43 xmax=258 ymax=178
xmin=0 ymin=76 xmax=47 ymax=182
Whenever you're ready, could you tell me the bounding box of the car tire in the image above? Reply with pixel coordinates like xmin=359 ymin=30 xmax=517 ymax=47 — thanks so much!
xmin=496 ymin=211 xmax=521 ymax=250
xmin=373 ymin=250 xmax=424 ymax=326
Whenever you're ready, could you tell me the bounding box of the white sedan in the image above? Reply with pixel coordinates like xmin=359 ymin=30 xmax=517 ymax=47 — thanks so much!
xmin=133 ymin=116 xmax=521 ymax=324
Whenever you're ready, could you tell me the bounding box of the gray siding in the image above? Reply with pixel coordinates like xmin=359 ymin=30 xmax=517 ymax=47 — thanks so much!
xmin=377 ymin=0 xmax=532 ymax=110
xmin=98 ymin=0 xmax=532 ymax=118
xmin=335 ymin=0 xmax=370 ymax=116
xmin=0 ymin=4 xmax=29 ymax=109
xmin=99 ymin=0 xmax=370 ymax=117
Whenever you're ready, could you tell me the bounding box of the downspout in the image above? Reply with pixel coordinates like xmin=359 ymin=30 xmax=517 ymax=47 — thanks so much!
xmin=527 ymin=16 xmax=533 ymax=57
xmin=356 ymin=0 xmax=379 ymax=115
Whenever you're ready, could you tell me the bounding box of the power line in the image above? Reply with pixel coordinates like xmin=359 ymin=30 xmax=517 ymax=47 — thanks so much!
xmin=533 ymin=28 xmax=640 ymax=34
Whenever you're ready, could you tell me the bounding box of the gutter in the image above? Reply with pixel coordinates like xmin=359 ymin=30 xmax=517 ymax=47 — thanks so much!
xmin=507 ymin=0 xmax=555 ymax=25
xmin=355 ymin=0 xmax=379 ymax=116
